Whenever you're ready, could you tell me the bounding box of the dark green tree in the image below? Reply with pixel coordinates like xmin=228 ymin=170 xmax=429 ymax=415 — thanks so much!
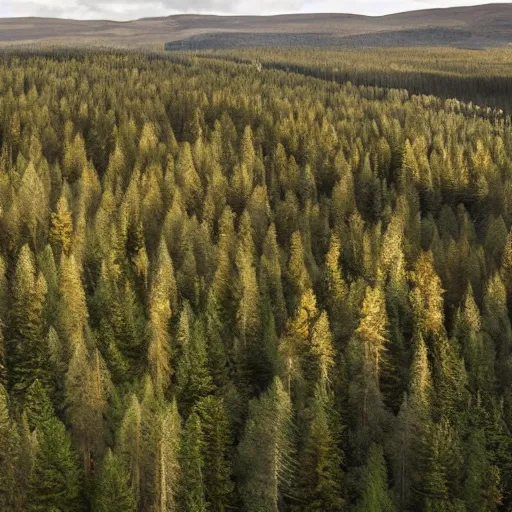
xmin=27 ymin=416 xmax=82 ymax=512
xmin=179 ymin=412 xmax=207 ymax=512
xmin=94 ymin=449 xmax=136 ymax=512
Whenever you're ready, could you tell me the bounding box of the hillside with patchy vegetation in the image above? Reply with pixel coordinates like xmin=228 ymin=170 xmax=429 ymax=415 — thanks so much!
xmin=2 ymin=4 xmax=512 ymax=49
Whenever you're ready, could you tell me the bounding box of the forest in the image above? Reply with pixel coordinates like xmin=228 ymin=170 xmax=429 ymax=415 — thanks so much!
xmin=0 ymin=49 xmax=511 ymax=512
xmin=199 ymin=47 xmax=512 ymax=114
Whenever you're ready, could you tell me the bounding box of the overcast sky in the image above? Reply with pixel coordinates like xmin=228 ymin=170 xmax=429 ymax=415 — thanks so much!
xmin=1 ymin=0 xmax=509 ymax=20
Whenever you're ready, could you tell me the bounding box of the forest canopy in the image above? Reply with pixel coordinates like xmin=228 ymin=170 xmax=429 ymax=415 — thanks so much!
xmin=0 ymin=49 xmax=511 ymax=511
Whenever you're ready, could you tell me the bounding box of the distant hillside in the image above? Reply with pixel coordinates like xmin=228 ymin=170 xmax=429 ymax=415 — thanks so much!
xmin=1 ymin=4 xmax=512 ymax=49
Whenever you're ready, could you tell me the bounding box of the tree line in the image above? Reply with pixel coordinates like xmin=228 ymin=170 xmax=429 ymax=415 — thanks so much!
xmin=192 ymin=47 xmax=512 ymax=115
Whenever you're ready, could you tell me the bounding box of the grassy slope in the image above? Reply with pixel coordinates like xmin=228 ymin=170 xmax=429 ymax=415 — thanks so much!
xmin=0 ymin=4 xmax=511 ymax=49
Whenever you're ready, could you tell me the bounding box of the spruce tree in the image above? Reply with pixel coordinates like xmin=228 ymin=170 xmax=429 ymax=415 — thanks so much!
xmin=194 ymin=396 xmax=234 ymax=512
xmin=355 ymin=444 xmax=395 ymax=512
xmin=175 ymin=308 xmax=213 ymax=418
xmin=7 ymin=244 xmax=51 ymax=400
xmin=0 ymin=384 xmax=21 ymax=512
xmin=179 ymin=412 xmax=207 ymax=512
xmin=300 ymin=387 xmax=344 ymax=511
xmin=94 ymin=449 xmax=136 ymax=512
xmin=238 ymin=378 xmax=296 ymax=512
xmin=27 ymin=416 xmax=82 ymax=512
xmin=117 ymin=394 xmax=142 ymax=505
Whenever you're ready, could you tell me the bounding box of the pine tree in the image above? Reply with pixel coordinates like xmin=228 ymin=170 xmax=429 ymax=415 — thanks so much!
xmin=347 ymin=282 xmax=388 ymax=453
xmin=95 ymin=449 xmax=136 ymax=512
xmin=204 ymin=291 xmax=230 ymax=390
xmin=58 ymin=253 xmax=88 ymax=360
xmin=176 ymin=142 xmax=203 ymax=213
xmin=324 ymin=234 xmax=348 ymax=340
xmin=24 ymin=379 xmax=54 ymax=430
xmin=409 ymin=251 xmax=446 ymax=340
xmin=210 ymin=206 xmax=238 ymax=340
xmin=279 ymin=288 xmax=318 ymax=397
xmin=156 ymin=400 xmax=182 ymax=512
xmin=66 ymin=345 xmax=111 ymax=478
xmin=148 ymin=238 xmax=177 ymax=396
xmin=260 ymin=223 xmax=287 ymax=334
xmin=49 ymin=193 xmax=73 ymax=259
xmin=300 ymin=387 xmax=344 ymax=512
xmin=117 ymin=394 xmax=142 ymax=505
xmin=396 ymin=333 xmax=434 ymax=511
xmin=286 ymin=231 xmax=311 ymax=314
xmin=482 ymin=273 xmax=512 ymax=392
xmin=240 ymin=125 xmax=256 ymax=172
xmin=311 ymin=311 xmax=336 ymax=392
xmin=236 ymin=211 xmax=269 ymax=393
xmin=0 ymin=384 xmax=21 ymax=512
xmin=463 ymin=430 xmax=502 ymax=512
xmin=194 ymin=396 xmax=234 ymax=512
xmin=7 ymin=244 xmax=51 ymax=400
xmin=179 ymin=412 xmax=207 ymax=512
xmin=92 ymin=262 xmax=146 ymax=383
xmin=27 ymin=416 xmax=82 ymax=512
xmin=18 ymin=160 xmax=49 ymax=250
xmin=238 ymin=378 xmax=296 ymax=512
xmin=355 ymin=444 xmax=395 ymax=512
xmin=62 ymin=132 xmax=87 ymax=183
xmin=175 ymin=307 xmax=213 ymax=417
xmin=452 ymin=286 xmax=486 ymax=395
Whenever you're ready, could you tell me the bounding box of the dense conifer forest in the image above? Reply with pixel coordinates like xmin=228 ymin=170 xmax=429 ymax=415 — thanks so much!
xmin=204 ymin=47 xmax=512 ymax=114
xmin=0 ymin=49 xmax=512 ymax=511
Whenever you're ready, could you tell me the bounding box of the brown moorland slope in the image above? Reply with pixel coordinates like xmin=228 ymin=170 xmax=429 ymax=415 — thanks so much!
xmin=0 ymin=3 xmax=511 ymax=49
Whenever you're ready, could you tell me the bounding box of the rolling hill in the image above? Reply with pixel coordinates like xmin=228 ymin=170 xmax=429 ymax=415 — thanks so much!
xmin=0 ymin=3 xmax=511 ymax=49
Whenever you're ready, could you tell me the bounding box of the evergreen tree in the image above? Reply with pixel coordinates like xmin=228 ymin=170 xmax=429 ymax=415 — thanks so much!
xmin=49 ymin=193 xmax=73 ymax=259
xmin=117 ymin=394 xmax=142 ymax=505
xmin=175 ymin=307 xmax=213 ymax=417
xmin=238 ymin=378 xmax=296 ymax=512
xmin=300 ymin=387 xmax=344 ymax=511
xmin=260 ymin=223 xmax=287 ymax=334
xmin=179 ymin=412 xmax=207 ymax=512
xmin=355 ymin=444 xmax=396 ymax=512
xmin=176 ymin=142 xmax=203 ymax=213
xmin=155 ymin=400 xmax=182 ymax=512
xmin=24 ymin=379 xmax=54 ymax=430
xmin=27 ymin=416 xmax=82 ymax=512
xmin=194 ymin=396 xmax=234 ymax=512
xmin=346 ymin=282 xmax=388 ymax=457
xmin=463 ymin=430 xmax=502 ymax=512
xmin=324 ymin=233 xmax=348 ymax=341
xmin=148 ymin=238 xmax=177 ymax=396
xmin=7 ymin=244 xmax=50 ymax=400
xmin=0 ymin=384 xmax=21 ymax=512
xmin=66 ymin=345 xmax=111 ymax=478
xmin=94 ymin=449 xmax=136 ymax=512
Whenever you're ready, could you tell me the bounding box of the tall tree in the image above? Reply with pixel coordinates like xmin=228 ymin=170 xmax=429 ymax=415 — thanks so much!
xmin=238 ymin=378 xmax=296 ymax=512
xmin=94 ymin=449 xmax=136 ymax=512
xmin=194 ymin=396 xmax=234 ymax=512
xmin=355 ymin=444 xmax=395 ymax=512
xmin=7 ymin=244 xmax=50 ymax=400
xmin=179 ymin=412 xmax=207 ymax=512
xmin=148 ymin=239 xmax=177 ymax=396
xmin=0 ymin=384 xmax=21 ymax=512
xmin=27 ymin=416 xmax=82 ymax=512
xmin=300 ymin=387 xmax=344 ymax=511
